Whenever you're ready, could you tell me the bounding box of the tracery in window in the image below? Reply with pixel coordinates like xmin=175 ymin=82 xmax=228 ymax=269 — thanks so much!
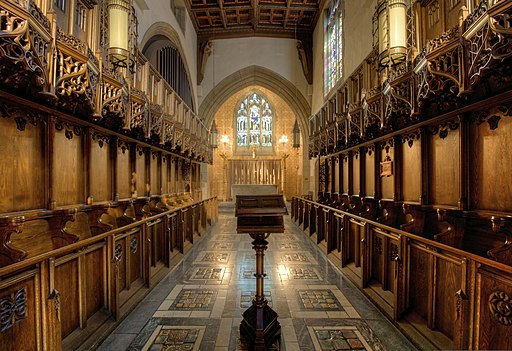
xmin=237 ymin=93 xmax=273 ymax=147
xmin=324 ymin=0 xmax=343 ymax=93
xmin=54 ymin=0 xmax=65 ymax=11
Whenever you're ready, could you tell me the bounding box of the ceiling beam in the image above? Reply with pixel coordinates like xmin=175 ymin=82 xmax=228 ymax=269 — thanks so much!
xmin=217 ymin=0 xmax=228 ymax=28
xmin=189 ymin=3 xmax=318 ymax=11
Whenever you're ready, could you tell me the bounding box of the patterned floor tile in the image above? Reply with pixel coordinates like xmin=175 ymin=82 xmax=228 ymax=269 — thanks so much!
xmin=169 ymin=289 xmax=217 ymax=310
xmin=308 ymin=326 xmax=372 ymax=350
xmin=239 ymin=268 xmax=270 ymax=280
xmin=280 ymin=252 xmax=312 ymax=263
xmin=287 ymin=266 xmax=321 ymax=280
xmin=142 ymin=325 xmax=206 ymax=351
xmin=278 ymin=242 xmax=302 ymax=250
xmin=189 ymin=267 xmax=225 ymax=280
xmin=195 ymin=252 xmax=230 ymax=263
xmin=209 ymin=242 xmax=235 ymax=250
xmin=298 ymin=290 xmax=343 ymax=310
xmin=240 ymin=291 xmax=272 ymax=308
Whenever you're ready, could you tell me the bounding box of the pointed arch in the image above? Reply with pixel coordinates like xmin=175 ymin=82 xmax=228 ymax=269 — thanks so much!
xmin=200 ymin=66 xmax=310 ymax=138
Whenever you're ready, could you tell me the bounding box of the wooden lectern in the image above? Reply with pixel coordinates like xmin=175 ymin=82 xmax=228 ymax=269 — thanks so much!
xmin=235 ymin=195 xmax=288 ymax=350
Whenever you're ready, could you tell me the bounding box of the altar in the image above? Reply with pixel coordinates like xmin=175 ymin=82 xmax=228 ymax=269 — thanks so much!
xmin=231 ymin=184 xmax=278 ymax=198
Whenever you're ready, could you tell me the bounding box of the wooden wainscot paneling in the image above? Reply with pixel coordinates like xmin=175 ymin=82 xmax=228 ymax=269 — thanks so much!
xmin=404 ymin=239 xmax=467 ymax=350
xmin=365 ymin=146 xmax=375 ymax=197
xmin=150 ymin=151 xmax=159 ymax=195
xmin=116 ymin=140 xmax=131 ymax=200
xmin=0 ymin=114 xmax=45 ymax=213
xmin=90 ymin=132 xmax=112 ymax=203
xmin=401 ymin=130 xmax=422 ymax=203
xmin=352 ymin=151 xmax=361 ymax=195
xmin=0 ymin=270 xmax=41 ymax=351
xmin=429 ymin=119 xmax=460 ymax=207
xmin=470 ymin=106 xmax=512 ymax=212
xmin=367 ymin=226 xmax=401 ymax=318
xmin=380 ymin=139 xmax=394 ymax=200
xmin=473 ymin=263 xmax=512 ymax=350
xmin=53 ymin=121 xmax=84 ymax=206
xmin=54 ymin=256 xmax=80 ymax=339
xmin=342 ymin=154 xmax=350 ymax=194
xmin=135 ymin=145 xmax=146 ymax=197
xmin=161 ymin=156 xmax=169 ymax=194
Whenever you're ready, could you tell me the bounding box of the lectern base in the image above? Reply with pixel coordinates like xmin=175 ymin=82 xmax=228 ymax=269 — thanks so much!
xmin=240 ymin=304 xmax=281 ymax=351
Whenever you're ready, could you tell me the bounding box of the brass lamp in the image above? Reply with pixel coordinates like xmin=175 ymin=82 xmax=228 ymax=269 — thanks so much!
xmin=292 ymin=119 xmax=300 ymax=149
xmin=108 ymin=0 xmax=135 ymax=70
xmin=376 ymin=0 xmax=408 ymax=66
xmin=210 ymin=120 xmax=218 ymax=148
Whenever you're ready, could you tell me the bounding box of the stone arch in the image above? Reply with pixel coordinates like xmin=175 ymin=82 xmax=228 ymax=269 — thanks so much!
xmin=140 ymin=22 xmax=196 ymax=111
xmin=200 ymin=66 xmax=310 ymax=137
xmin=200 ymin=65 xmax=312 ymax=195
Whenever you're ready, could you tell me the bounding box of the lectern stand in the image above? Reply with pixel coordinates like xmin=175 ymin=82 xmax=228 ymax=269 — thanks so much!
xmin=235 ymin=195 xmax=288 ymax=351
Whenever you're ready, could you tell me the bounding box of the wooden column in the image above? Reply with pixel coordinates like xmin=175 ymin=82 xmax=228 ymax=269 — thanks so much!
xmin=420 ymin=127 xmax=429 ymax=205
xmin=46 ymin=117 xmax=56 ymax=209
xmin=359 ymin=147 xmax=366 ymax=197
xmin=459 ymin=115 xmax=469 ymax=210
xmin=374 ymin=142 xmax=382 ymax=198
xmin=393 ymin=136 xmax=402 ymax=202
xmin=110 ymin=136 xmax=119 ymax=202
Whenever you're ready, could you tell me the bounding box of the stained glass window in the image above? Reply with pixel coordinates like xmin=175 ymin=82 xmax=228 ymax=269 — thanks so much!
xmin=237 ymin=93 xmax=273 ymax=147
xmin=324 ymin=0 xmax=343 ymax=93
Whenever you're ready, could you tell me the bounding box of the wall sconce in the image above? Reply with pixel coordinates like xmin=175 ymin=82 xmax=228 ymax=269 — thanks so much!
xmin=210 ymin=120 xmax=218 ymax=148
xmin=220 ymin=134 xmax=229 ymax=145
xmin=292 ymin=119 xmax=300 ymax=149
xmin=108 ymin=0 xmax=135 ymax=70
xmin=376 ymin=0 xmax=408 ymax=66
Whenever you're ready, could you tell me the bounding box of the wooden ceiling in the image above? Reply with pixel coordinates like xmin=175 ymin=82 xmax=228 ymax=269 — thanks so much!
xmin=186 ymin=0 xmax=324 ymax=40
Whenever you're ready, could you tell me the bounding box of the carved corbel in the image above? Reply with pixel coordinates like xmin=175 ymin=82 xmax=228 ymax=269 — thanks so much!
xmin=197 ymin=39 xmax=213 ymax=85
xmin=0 ymin=216 xmax=26 ymax=267
xmin=297 ymin=38 xmax=313 ymax=85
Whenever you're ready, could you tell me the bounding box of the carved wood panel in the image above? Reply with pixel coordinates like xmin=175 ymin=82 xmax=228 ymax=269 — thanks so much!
xmin=365 ymin=150 xmax=375 ymax=197
xmin=429 ymin=127 xmax=459 ymax=206
xmin=0 ymin=118 xmax=44 ymax=212
xmin=381 ymin=145 xmax=395 ymax=200
xmin=54 ymin=129 xmax=84 ymax=206
xmin=135 ymin=150 xmax=145 ymax=198
xmin=85 ymin=248 xmax=105 ymax=319
xmin=353 ymin=153 xmax=360 ymax=195
xmin=150 ymin=154 xmax=159 ymax=195
xmin=55 ymin=258 xmax=80 ymax=339
xmin=116 ymin=146 xmax=131 ymax=200
xmin=90 ymin=136 xmax=111 ymax=202
xmin=342 ymin=156 xmax=349 ymax=194
xmin=402 ymin=136 xmax=422 ymax=202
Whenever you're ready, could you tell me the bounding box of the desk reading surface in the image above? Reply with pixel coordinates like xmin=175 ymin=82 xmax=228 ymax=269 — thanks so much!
xmin=235 ymin=195 xmax=288 ymax=233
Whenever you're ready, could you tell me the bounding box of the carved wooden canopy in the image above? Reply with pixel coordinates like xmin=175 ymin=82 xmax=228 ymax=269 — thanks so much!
xmin=185 ymin=0 xmax=324 ymax=40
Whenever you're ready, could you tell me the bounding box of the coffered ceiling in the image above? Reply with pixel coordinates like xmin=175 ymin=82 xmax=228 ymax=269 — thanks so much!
xmin=185 ymin=0 xmax=324 ymax=40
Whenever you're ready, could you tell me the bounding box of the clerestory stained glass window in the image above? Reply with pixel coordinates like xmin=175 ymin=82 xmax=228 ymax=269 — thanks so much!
xmin=237 ymin=93 xmax=273 ymax=147
xmin=324 ymin=0 xmax=343 ymax=93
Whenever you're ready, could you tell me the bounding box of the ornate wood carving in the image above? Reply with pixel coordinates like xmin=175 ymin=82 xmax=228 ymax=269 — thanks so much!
xmin=0 ymin=99 xmax=42 ymax=130
xmin=0 ymin=216 xmax=26 ymax=266
xmin=0 ymin=2 xmax=51 ymax=96
xmin=401 ymin=129 xmax=421 ymax=147
xmin=0 ymin=287 xmax=27 ymax=332
xmin=428 ymin=117 xmax=461 ymax=139
xmin=54 ymin=120 xmax=83 ymax=140
xmin=489 ymin=291 xmax=512 ymax=326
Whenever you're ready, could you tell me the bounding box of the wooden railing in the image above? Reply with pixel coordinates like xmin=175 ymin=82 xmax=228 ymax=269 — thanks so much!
xmin=0 ymin=197 xmax=218 ymax=351
xmin=292 ymin=196 xmax=512 ymax=350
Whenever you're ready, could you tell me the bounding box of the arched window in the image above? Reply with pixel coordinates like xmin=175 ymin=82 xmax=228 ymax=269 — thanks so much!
xmin=324 ymin=0 xmax=343 ymax=93
xmin=237 ymin=93 xmax=273 ymax=147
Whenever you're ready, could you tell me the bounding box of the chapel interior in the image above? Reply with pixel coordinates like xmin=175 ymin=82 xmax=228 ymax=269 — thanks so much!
xmin=0 ymin=0 xmax=511 ymax=350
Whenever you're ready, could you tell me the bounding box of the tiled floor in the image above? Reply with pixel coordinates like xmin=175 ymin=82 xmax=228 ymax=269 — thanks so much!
xmin=98 ymin=204 xmax=417 ymax=350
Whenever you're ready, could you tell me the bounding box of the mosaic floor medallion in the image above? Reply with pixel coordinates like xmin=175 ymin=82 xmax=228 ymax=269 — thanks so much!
xmin=287 ymin=266 xmax=321 ymax=280
xmin=298 ymin=290 xmax=343 ymax=310
xmin=190 ymin=267 xmax=225 ymax=280
xmin=240 ymin=291 xmax=272 ymax=308
xmin=169 ymin=290 xmax=217 ymax=310
xmin=142 ymin=326 xmax=206 ymax=351
xmin=307 ymin=326 xmax=372 ymax=350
